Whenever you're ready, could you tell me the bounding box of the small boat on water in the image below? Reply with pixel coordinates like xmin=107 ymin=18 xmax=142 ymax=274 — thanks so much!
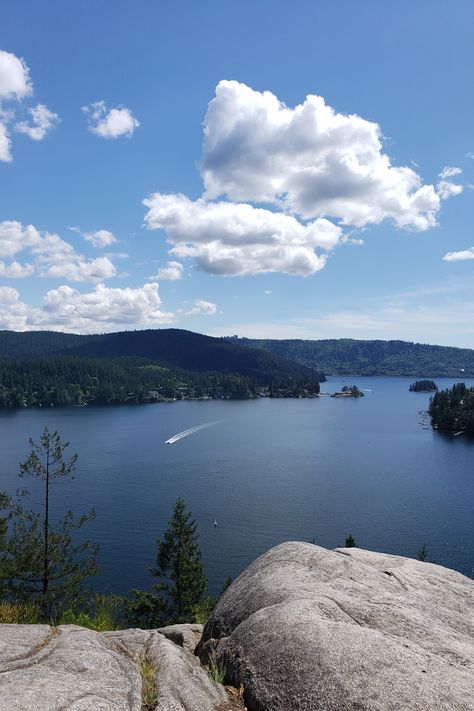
xmin=165 ymin=420 xmax=221 ymax=445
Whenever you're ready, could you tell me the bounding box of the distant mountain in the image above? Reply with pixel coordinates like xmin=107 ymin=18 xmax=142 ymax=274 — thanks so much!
xmin=0 ymin=329 xmax=324 ymax=384
xmin=225 ymin=337 xmax=474 ymax=377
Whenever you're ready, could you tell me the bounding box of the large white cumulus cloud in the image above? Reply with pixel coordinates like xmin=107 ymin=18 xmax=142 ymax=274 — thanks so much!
xmin=40 ymin=282 xmax=172 ymax=330
xmin=144 ymin=80 xmax=461 ymax=278
xmin=0 ymin=50 xmax=31 ymax=100
xmin=202 ymin=80 xmax=441 ymax=230
xmin=143 ymin=193 xmax=340 ymax=276
xmin=0 ymin=283 xmax=173 ymax=333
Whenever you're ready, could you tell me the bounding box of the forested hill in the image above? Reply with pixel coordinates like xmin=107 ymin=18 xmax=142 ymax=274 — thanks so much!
xmin=0 ymin=330 xmax=90 ymax=359
xmin=226 ymin=338 xmax=474 ymax=377
xmin=0 ymin=329 xmax=324 ymax=384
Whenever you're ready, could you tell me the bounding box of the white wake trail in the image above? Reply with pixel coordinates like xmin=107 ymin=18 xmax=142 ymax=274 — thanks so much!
xmin=165 ymin=420 xmax=221 ymax=444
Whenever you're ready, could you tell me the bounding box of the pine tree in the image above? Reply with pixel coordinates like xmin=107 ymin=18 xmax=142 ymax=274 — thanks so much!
xmin=153 ymin=497 xmax=207 ymax=622
xmin=125 ymin=498 xmax=207 ymax=628
xmin=417 ymin=544 xmax=429 ymax=562
xmin=344 ymin=533 xmax=358 ymax=548
xmin=1 ymin=428 xmax=99 ymax=619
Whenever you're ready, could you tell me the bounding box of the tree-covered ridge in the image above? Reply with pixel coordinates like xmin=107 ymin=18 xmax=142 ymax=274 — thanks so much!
xmin=0 ymin=331 xmax=92 ymax=360
xmin=0 ymin=329 xmax=325 ymax=408
xmin=409 ymin=380 xmax=438 ymax=392
xmin=228 ymin=337 xmax=474 ymax=377
xmin=0 ymin=356 xmax=320 ymax=409
xmin=428 ymin=383 xmax=474 ymax=436
xmin=0 ymin=329 xmax=325 ymax=382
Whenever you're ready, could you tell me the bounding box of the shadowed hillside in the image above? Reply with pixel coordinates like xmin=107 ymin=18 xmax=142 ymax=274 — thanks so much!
xmin=0 ymin=329 xmax=325 ymax=383
xmin=0 ymin=329 xmax=324 ymax=407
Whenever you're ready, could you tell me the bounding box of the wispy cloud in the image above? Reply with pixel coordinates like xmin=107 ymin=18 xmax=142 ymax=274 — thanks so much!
xmin=438 ymin=166 xmax=462 ymax=179
xmin=443 ymin=247 xmax=474 ymax=262
xmin=150 ymin=261 xmax=184 ymax=281
xmin=184 ymin=299 xmax=218 ymax=316
xmin=15 ymin=104 xmax=60 ymax=141
xmin=70 ymin=226 xmax=118 ymax=249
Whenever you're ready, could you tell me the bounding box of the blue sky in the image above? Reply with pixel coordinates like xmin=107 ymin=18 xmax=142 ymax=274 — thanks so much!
xmin=1 ymin=0 xmax=473 ymax=345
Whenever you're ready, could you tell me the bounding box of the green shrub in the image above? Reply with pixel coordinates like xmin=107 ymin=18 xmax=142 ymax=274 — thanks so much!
xmin=59 ymin=594 xmax=124 ymax=631
xmin=192 ymin=596 xmax=217 ymax=624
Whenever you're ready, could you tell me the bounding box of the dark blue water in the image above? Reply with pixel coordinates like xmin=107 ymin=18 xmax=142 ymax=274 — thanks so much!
xmin=0 ymin=376 xmax=473 ymax=594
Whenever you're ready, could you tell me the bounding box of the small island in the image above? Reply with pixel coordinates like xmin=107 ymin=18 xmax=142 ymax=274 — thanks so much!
xmin=332 ymin=385 xmax=365 ymax=398
xmin=409 ymin=380 xmax=438 ymax=392
xmin=428 ymin=383 xmax=474 ymax=436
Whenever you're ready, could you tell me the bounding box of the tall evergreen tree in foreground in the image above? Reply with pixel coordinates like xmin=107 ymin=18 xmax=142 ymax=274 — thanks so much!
xmin=20 ymin=428 xmax=78 ymax=609
xmin=126 ymin=497 xmax=207 ymax=626
xmin=153 ymin=497 xmax=207 ymax=622
xmin=1 ymin=428 xmax=99 ymax=619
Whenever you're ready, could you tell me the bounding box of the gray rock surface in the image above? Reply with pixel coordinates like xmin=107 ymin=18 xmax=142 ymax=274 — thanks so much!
xmin=198 ymin=542 xmax=474 ymax=711
xmin=151 ymin=632 xmax=229 ymax=710
xmin=106 ymin=627 xmax=230 ymax=711
xmin=0 ymin=624 xmax=142 ymax=710
xmin=0 ymin=623 xmax=232 ymax=711
xmin=157 ymin=623 xmax=204 ymax=654
xmin=2 ymin=544 xmax=472 ymax=710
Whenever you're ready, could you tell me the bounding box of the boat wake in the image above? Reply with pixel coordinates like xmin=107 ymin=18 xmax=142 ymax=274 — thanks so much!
xmin=165 ymin=421 xmax=222 ymax=445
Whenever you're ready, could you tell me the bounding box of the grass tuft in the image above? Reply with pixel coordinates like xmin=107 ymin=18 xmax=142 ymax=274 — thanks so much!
xmin=209 ymin=661 xmax=227 ymax=685
xmin=139 ymin=654 xmax=157 ymax=710
xmin=0 ymin=601 xmax=40 ymax=624
xmin=207 ymin=645 xmax=228 ymax=685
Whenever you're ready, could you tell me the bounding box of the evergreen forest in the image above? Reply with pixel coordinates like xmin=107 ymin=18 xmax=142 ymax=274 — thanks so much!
xmin=409 ymin=380 xmax=438 ymax=392
xmin=428 ymin=383 xmax=474 ymax=436
xmin=0 ymin=329 xmax=323 ymax=408
xmin=230 ymin=337 xmax=474 ymax=377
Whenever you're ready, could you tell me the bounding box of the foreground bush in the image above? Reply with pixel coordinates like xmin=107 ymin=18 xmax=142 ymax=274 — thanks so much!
xmin=59 ymin=594 xmax=124 ymax=631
